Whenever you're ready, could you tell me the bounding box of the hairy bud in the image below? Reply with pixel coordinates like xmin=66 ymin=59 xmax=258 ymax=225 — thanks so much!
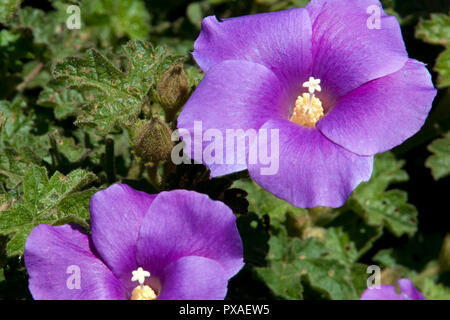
xmin=156 ymin=64 xmax=189 ymax=120
xmin=134 ymin=118 xmax=173 ymax=163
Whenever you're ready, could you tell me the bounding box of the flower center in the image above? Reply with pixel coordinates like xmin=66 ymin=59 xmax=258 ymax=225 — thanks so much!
xmin=131 ymin=285 xmax=157 ymax=300
xmin=290 ymin=77 xmax=324 ymax=127
xmin=130 ymin=267 xmax=157 ymax=300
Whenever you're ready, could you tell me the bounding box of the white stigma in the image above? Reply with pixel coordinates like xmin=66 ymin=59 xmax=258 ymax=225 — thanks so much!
xmin=131 ymin=267 xmax=151 ymax=286
xmin=290 ymin=76 xmax=324 ymax=127
xmin=303 ymin=77 xmax=321 ymax=94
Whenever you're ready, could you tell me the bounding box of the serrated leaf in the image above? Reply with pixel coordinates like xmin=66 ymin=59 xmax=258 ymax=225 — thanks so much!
xmin=233 ymin=179 xmax=307 ymax=229
xmin=0 ymin=99 xmax=48 ymax=154
xmin=256 ymin=232 xmax=362 ymax=300
xmin=37 ymin=79 xmax=86 ymax=120
xmin=0 ymin=147 xmax=35 ymax=189
xmin=426 ymin=131 xmax=450 ymax=180
xmin=329 ymin=210 xmax=383 ymax=260
xmin=14 ymin=6 xmax=91 ymax=60
xmin=324 ymin=227 xmax=358 ymax=266
xmin=348 ymin=152 xmax=418 ymax=237
xmin=257 ymin=260 xmax=304 ymax=300
xmin=53 ymin=40 xmax=181 ymax=134
xmin=0 ymin=165 xmax=97 ymax=257
xmin=0 ymin=99 xmax=46 ymax=188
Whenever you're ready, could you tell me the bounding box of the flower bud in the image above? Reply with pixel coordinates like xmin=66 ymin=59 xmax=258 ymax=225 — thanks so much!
xmin=156 ymin=64 xmax=189 ymax=120
xmin=134 ymin=118 xmax=173 ymax=163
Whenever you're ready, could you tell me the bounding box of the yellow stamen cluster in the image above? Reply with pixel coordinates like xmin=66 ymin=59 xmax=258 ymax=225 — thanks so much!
xmin=290 ymin=93 xmax=324 ymax=127
xmin=131 ymin=285 xmax=157 ymax=300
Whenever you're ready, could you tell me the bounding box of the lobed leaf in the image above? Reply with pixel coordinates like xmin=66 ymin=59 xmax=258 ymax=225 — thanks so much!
xmin=0 ymin=165 xmax=96 ymax=257
xmin=426 ymin=131 xmax=450 ymax=180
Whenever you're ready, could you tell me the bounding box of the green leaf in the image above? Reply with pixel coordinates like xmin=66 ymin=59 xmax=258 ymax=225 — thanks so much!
xmin=0 ymin=99 xmax=46 ymax=188
xmin=329 ymin=210 xmax=383 ymax=260
xmin=416 ymin=13 xmax=450 ymax=46
xmin=187 ymin=2 xmax=210 ymax=29
xmin=0 ymin=165 xmax=97 ymax=257
xmin=14 ymin=6 xmax=91 ymax=60
xmin=426 ymin=131 xmax=450 ymax=180
xmin=416 ymin=13 xmax=450 ymax=88
xmin=0 ymin=0 xmax=22 ymax=24
xmin=37 ymin=79 xmax=86 ymax=120
xmin=348 ymin=152 xmax=418 ymax=237
xmin=434 ymin=48 xmax=450 ymax=88
xmin=421 ymin=279 xmax=450 ymax=300
xmin=80 ymin=0 xmax=150 ymax=46
xmin=233 ymin=179 xmax=307 ymax=229
xmin=256 ymin=231 xmax=362 ymax=300
xmin=256 ymin=232 xmax=304 ymax=299
xmin=53 ymin=40 xmax=181 ymax=134
xmin=256 ymin=259 xmax=304 ymax=300
xmin=324 ymin=227 xmax=358 ymax=266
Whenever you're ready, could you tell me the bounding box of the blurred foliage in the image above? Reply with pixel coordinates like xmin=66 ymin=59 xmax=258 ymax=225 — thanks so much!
xmin=0 ymin=0 xmax=449 ymax=300
xmin=416 ymin=13 xmax=450 ymax=88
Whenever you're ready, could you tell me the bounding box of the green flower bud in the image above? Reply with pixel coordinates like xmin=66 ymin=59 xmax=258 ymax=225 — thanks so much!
xmin=134 ymin=118 xmax=173 ymax=163
xmin=156 ymin=64 xmax=189 ymax=120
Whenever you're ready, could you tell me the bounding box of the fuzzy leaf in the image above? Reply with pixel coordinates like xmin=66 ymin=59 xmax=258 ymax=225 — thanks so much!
xmin=0 ymin=165 xmax=96 ymax=257
xmin=53 ymin=40 xmax=181 ymax=134
xmin=324 ymin=227 xmax=358 ymax=266
xmin=37 ymin=79 xmax=85 ymax=120
xmin=256 ymin=232 xmax=363 ymax=300
xmin=233 ymin=179 xmax=307 ymax=229
xmin=348 ymin=152 xmax=418 ymax=237
xmin=0 ymin=99 xmax=45 ymax=188
xmin=426 ymin=132 xmax=450 ymax=180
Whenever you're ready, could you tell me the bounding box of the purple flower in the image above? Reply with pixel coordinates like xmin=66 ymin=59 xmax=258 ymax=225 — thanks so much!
xmin=361 ymin=279 xmax=425 ymax=300
xmin=177 ymin=0 xmax=436 ymax=208
xmin=24 ymin=185 xmax=244 ymax=300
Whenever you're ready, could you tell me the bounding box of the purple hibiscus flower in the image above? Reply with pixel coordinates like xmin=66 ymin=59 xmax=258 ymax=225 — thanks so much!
xmin=24 ymin=185 xmax=244 ymax=300
xmin=361 ymin=279 xmax=425 ymax=300
xmin=177 ymin=0 xmax=437 ymax=208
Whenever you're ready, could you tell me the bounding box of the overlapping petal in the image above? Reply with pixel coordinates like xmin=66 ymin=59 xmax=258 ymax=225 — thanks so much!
xmin=317 ymin=60 xmax=437 ymax=155
xmin=247 ymin=119 xmax=374 ymax=208
xmin=193 ymin=8 xmax=312 ymax=90
xmin=177 ymin=60 xmax=289 ymax=177
xmin=157 ymin=256 xmax=228 ymax=300
xmin=89 ymin=184 xmax=156 ymax=289
xmin=306 ymin=0 xmax=408 ymax=99
xmin=360 ymin=279 xmax=425 ymax=300
xmin=136 ymin=190 xmax=244 ymax=278
xmin=360 ymin=285 xmax=406 ymax=300
xmin=398 ymin=279 xmax=425 ymax=300
xmin=25 ymin=224 xmax=125 ymax=300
